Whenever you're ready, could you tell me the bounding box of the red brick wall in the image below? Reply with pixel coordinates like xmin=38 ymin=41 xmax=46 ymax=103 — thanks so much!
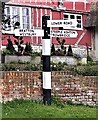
xmin=1 ymin=71 xmax=97 ymax=106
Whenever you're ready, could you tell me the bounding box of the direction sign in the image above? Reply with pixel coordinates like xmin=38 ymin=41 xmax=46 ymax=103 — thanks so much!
xmin=14 ymin=29 xmax=44 ymax=36
xmin=14 ymin=29 xmax=78 ymax=38
xmin=47 ymin=20 xmax=77 ymax=29
xmin=51 ymin=30 xmax=78 ymax=38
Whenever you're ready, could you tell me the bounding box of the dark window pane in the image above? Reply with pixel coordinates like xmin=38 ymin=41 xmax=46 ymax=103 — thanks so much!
xmin=77 ymin=19 xmax=81 ymax=23
xmin=64 ymin=14 xmax=68 ymax=19
xmin=77 ymin=16 xmax=81 ymax=19
xmin=70 ymin=15 xmax=75 ymax=19
xmin=77 ymin=24 xmax=81 ymax=28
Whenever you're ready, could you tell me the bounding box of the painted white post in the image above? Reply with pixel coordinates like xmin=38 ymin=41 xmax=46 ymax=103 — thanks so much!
xmin=42 ymin=15 xmax=51 ymax=105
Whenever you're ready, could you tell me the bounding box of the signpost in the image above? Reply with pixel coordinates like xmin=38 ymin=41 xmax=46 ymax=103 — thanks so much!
xmin=51 ymin=30 xmax=78 ymax=38
xmin=14 ymin=29 xmax=44 ymax=36
xmin=14 ymin=29 xmax=78 ymax=38
xmin=47 ymin=19 xmax=78 ymax=29
xmin=13 ymin=18 xmax=79 ymax=106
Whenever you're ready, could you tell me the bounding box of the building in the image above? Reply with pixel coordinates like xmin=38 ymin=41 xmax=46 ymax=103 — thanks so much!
xmin=2 ymin=0 xmax=98 ymax=60
xmin=84 ymin=1 xmax=98 ymax=60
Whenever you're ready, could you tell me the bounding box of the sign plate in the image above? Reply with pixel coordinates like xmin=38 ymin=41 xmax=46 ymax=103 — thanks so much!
xmin=51 ymin=30 xmax=78 ymax=38
xmin=47 ymin=20 xmax=77 ymax=29
xmin=14 ymin=29 xmax=78 ymax=38
xmin=14 ymin=29 xmax=44 ymax=36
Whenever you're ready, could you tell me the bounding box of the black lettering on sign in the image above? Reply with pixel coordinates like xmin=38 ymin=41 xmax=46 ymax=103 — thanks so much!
xmin=64 ymin=34 xmax=70 ymax=37
xmin=51 ymin=22 xmax=62 ymax=25
xmin=64 ymin=21 xmax=72 ymax=25
xmin=19 ymin=29 xmax=21 ymax=32
xmin=20 ymin=33 xmax=23 ymax=36
xmin=31 ymin=29 xmax=34 ymax=32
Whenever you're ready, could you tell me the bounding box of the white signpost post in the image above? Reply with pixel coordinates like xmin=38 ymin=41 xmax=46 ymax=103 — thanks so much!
xmin=13 ymin=18 xmax=78 ymax=105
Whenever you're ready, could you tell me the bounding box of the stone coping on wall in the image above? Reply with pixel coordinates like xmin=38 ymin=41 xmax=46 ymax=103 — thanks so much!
xmin=3 ymin=55 xmax=87 ymax=65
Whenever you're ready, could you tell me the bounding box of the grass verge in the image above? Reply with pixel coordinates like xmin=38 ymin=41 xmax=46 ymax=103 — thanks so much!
xmin=2 ymin=99 xmax=96 ymax=119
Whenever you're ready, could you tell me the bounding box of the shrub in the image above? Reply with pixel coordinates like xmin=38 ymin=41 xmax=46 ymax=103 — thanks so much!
xmin=1 ymin=60 xmax=98 ymax=76
xmin=51 ymin=62 xmax=65 ymax=71
xmin=51 ymin=43 xmax=55 ymax=55
xmin=1 ymin=62 xmax=41 ymax=71
xmin=55 ymin=49 xmax=64 ymax=56
xmin=14 ymin=36 xmax=24 ymax=55
xmin=51 ymin=37 xmax=66 ymax=56
xmin=2 ymin=63 xmax=16 ymax=71
xmin=52 ymin=96 xmax=64 ymax=108
xmin=74 ymin=65 xmax=98 ymax=76
xmin=23 ymin=42 xmax=32 ymax=55
xmin=56 ymin=62 xmax=64 ymax=71
xmin=2 ymin=49 xmax=12 ymax=55
xmin=87 ymin=55 xmax=93 ymax=62
xmin=32 ymin=52 xmax=41 ymax=56
xmin=67 ymin=45 xmax=73 ymax=56
xmin=73 ymin=53 xmax=81 ymax=60
xmin=3 ymin=36 xmax=33 ymax=56
xmin=6 ymin=36 xmax=16 ymax=55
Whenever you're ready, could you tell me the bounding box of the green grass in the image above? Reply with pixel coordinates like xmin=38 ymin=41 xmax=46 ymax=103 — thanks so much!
xmin=2 ymin=99 xmax=96 ymax=119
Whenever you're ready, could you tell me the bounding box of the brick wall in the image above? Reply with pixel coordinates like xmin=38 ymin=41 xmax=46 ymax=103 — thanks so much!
xmin=1 ymin=71 xmax=97 ymax=106
xmin=52 ymin=72 xmax=97 ymax=106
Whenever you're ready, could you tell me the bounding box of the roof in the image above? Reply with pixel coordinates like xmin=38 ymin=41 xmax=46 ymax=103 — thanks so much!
xmin=84 ymin=2 xmax=98 ymax=27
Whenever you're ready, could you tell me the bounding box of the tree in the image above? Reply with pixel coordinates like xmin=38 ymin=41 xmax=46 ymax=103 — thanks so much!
xmin=51 ymin=43 xmax=55 ymax=55
xmin=14 ymin=36 xmax=24 ymax=55
xmin=23 ymin=42 xmax=32 ymax=55
xmin=67 ymin=45 xmax=73 ymax=56
xmin=6 ymin=36 xmax=16 ymax=55
xmin=61 ymin=39 xmax=65 ymax=50
xmin=56 ymin=37 xmax=61 ymax=44
xmin=56 ymin=37 xmax=66 ymax=56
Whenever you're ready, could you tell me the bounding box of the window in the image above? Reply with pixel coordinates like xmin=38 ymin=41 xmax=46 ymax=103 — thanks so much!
xmin=22 ymin=8 xmax=30 ymax=29
xmin=63 ymin=13 xmax=83 ymax=30
xmin=58 ymin=0 xmax=63 ymax=8
xmin=3 ymin=5 xmax=31 ymax=33
xmin=70 ymin=15 xmax=75 ymax=19
xmin=64 ymin=14 xmax=68 ymax=20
